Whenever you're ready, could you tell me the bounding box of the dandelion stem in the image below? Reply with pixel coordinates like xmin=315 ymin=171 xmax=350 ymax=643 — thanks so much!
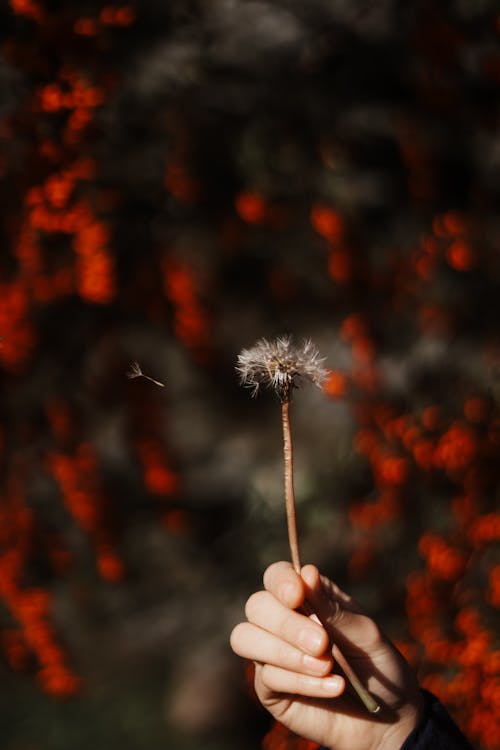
xmin=280 ymin=399 xmax=380 ymax=715
xmin=142 ymin=375 xmax=165 ymax=388
xmin=281 ymin=399 xmax=301 ymax=574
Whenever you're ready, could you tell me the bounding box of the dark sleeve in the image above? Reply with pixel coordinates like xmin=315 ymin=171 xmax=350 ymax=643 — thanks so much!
xmin=399 ymin=690 xmax=474 ymax=750
xmin=318 ymin=690 xmax=474 ymax=750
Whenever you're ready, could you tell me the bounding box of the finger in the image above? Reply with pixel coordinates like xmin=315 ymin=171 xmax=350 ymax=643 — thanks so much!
xmin=263 ymin=561 xmax=305 ymax=610
xmin=230 ymin=622 xmax=333 ymax=676
xmin=245 ymin=590 xmax=329 ymax=657
xmin=256 ymin=663 xmax=345 ymax=699
xmin=301 ymin=565 xmax=385 ymax=655
xmin=301 ymin=566 xmax=358 ymax=608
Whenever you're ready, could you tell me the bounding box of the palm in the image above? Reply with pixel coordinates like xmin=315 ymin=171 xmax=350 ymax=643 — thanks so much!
xmin=259 ymin=643 xmax=417 ymax=750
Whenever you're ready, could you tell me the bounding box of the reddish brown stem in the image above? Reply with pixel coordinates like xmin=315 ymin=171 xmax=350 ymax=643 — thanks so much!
xmin=280 ymin=398 xmax=380 ymax=715
xmin=281 ymin=399 xmax=301 ymax=574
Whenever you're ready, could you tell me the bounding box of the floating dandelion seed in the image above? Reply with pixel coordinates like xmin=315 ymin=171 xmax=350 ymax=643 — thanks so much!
xmin=126 ymin=361 xmax=165 ymax=388
xmin=236 ymin=335 xmax=380 ymax=715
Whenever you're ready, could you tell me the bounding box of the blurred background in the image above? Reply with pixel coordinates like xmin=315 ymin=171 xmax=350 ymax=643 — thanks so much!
xmin=0 ymin=1 xmax=499 ymax=748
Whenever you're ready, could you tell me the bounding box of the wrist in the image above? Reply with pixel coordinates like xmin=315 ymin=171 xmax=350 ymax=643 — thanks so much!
xmin=375 ymin=692 xmax=425 ymax=750
xmin=318 ymin=694 xmax=424 ymax=750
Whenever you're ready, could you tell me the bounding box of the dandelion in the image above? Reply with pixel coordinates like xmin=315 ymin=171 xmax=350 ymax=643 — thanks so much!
xmin=236 ymin=335 xmax=327 ymax=403
xmin=126 ymin=361 xmax=165 ymax=388
xmin=237 ymin=336 xmax=326 ymax=572
xmin=236 ymin=335 xmax=380 ymax=715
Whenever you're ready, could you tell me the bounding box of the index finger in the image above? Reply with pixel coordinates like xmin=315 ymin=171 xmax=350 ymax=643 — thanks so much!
xmin=263 ymin=561 xmax=306 ymax=610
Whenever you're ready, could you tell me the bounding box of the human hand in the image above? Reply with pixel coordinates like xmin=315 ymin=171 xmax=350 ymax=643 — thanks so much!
xmin=230 ymin=562 xmax=424 ymax=750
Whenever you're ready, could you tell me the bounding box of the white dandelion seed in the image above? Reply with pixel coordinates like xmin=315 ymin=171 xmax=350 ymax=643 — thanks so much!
xmin=126 ymin=361 xmax=165 ymax=388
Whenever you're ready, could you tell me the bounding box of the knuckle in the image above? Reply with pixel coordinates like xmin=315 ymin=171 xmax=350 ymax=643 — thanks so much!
xmin=262 ymin=563 xmax=277 ymax=589
xmin=359 ymin=614 xmax=383 ymax=645
xmin=259 ymin=663 xmax=274 ymax=688
xmin=326 ymin=599 xmax=343 ymax=626
xmin=244 ymin=590 xmax=266 ymax=621
xmin=253 ymin=663 xmax=263 ymax=689
xmin=229 ymin=622 xmax=246 ymax=654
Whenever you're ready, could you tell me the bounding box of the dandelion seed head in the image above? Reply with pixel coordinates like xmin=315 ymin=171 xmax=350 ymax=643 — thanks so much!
xmin=236 ymin=335 xmax=328 ymax=402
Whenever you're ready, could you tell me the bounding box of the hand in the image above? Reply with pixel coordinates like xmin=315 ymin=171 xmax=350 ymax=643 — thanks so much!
xmin=230 ymin=562 xmax=424 ymax=750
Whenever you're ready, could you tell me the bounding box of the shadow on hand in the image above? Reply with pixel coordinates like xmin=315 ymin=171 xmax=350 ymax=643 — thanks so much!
xmin=301 ymin=601 xmax=417 ymax=726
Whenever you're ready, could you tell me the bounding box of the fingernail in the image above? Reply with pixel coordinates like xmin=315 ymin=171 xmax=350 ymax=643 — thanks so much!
xmin=322 ymin=675 xmax=343 ymax=693
xmin=302 ymin=654 xmax=329 ymax=675
xmin=299 ymin=627 xmax=324 ymax=654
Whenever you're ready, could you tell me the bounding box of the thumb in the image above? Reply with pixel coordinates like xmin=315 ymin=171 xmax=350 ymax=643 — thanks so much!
xmin=300 ymin=565 xmax=385 ymax=657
